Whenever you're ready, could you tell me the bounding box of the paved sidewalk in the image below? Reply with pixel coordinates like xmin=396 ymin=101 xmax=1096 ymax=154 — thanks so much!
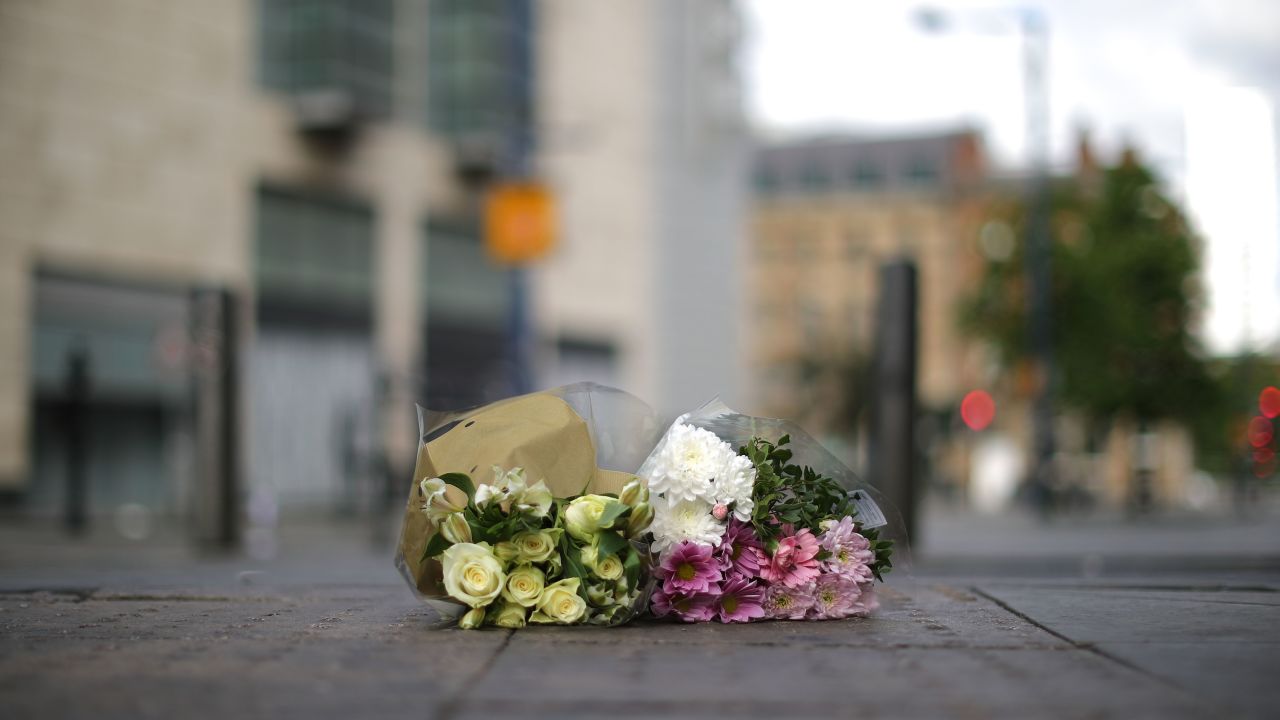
xmin=3 ymin=573 xmax=1277 ymax=719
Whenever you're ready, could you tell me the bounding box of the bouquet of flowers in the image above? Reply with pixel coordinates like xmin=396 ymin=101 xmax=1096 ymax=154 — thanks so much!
xmin=394 ymin=384 xmax=663 ymax=629
xmin=416 ymin=466 xmax=651 ymax=628
xmin=638 ymin=402 xmax=894 ymax=623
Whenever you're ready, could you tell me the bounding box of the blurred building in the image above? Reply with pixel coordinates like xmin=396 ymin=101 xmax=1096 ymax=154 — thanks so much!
xmin=0 ymin=0 xmax=745 ymax=532
xmin=534 ymin=0 xmax=747 ymax=416
xmin=747 ymin=130 xmax=988 ymax=441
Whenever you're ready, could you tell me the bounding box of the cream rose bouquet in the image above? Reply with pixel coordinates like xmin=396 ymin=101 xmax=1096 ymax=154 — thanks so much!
xmin=418 ymin=466 xmax=653 ymax=628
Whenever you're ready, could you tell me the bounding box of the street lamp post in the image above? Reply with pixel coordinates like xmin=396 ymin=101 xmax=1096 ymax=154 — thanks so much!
xmin=916 ymin=6 xmax=1056 ymax=513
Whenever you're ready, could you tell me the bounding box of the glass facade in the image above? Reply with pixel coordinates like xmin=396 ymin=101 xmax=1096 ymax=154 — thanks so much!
xmin=420 ymin=218 xmax=514 ymax=409
xmin=258 ymin=0 xmax=395 ymax=119
xmin=427 ymin=0 xmax=534 ymax=151
xmin=255 ymin=187 xmax=374 ymax=328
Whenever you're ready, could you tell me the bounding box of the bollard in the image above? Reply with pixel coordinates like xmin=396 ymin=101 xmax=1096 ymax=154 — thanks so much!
xmin=867 ymin=260 xmax=918 ymax=548
xmin=192 ymin=288 xmax=240 ymax=550
xmin=64 ymin=345 xmax=91 ymax=535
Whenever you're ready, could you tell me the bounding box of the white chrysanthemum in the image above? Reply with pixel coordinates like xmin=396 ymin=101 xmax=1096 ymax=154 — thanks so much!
xmin=712 ymin=452 xmax=757 ymax=521
xmin=649 ymin=498 xmax=725 ymax=555
xmin=645 ymin=423 xmax=738 ymax=503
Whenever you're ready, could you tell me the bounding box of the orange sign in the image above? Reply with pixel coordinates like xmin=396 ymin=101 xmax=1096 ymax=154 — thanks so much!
xmin=485 ymin=182 xmax=556 ymax=265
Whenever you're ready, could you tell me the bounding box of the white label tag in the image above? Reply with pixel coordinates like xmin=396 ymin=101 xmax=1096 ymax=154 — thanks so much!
xmin=850 ymin=490 xmax=887 ymax=529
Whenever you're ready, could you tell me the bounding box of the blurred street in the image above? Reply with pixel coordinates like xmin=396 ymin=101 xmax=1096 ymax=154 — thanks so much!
xmin=2 ymin=511 xmax=1277 ymax=719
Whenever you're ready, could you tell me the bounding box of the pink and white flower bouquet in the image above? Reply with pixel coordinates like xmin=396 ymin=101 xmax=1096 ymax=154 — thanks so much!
xmin=637 ymin=402 xmax=894 ymax=623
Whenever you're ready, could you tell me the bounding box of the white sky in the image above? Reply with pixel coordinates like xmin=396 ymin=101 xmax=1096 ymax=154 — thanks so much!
xmin=743 ymin=0 xmax=1280 ymax=354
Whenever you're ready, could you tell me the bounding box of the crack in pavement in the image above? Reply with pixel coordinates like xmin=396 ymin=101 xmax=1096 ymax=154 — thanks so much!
xmin=434 ymin=628 xmax=514 ymax=720
xmin=968 ymin=586 xmax=1206 ymax=700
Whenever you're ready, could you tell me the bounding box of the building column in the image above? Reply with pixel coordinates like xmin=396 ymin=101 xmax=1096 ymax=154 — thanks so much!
xmin=0 ymin=239 xmax=30 ymax=490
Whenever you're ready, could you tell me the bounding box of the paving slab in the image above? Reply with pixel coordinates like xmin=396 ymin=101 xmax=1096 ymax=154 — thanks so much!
xmin=978 ymin=584 xmax=1280 ymax=718
xmin=0 ymin=579 xmax=1230 ymax=719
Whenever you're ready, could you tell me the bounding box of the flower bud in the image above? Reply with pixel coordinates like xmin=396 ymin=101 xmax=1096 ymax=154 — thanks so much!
xmin=458 ymin=606 xmax=486 ymax=629
xmin=712 ymin=503 xmax=729 ymax=521
xmin=441 ymin=513 xmax=472 ymax=544
xmin=625 ymin=502 xmax=654 ymax=538
xmin=618 ymin=479 xmax=648 ymax=508
xmin=420 ymin=477 xmax=467 ymax=522
xmin=579 ymin=541 xmax=600 ymax=569
xmin=489 ymin=601 xmax=527 ymax=628
xmin=564 ymin=495 xmax=614 ymax=542
xmin=493 ymin=541 xmax=520 ymax=564
xmin=586 ymin=582 xmax=612 ymax=606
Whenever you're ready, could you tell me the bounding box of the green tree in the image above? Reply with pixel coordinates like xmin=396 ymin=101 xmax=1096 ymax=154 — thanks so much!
xmin=961 ymin=157 xmax=1220 ymax=501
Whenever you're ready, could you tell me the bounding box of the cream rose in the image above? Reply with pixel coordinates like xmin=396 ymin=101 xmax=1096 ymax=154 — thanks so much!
xmin=593 ymin=553 xmax=624 ymax=581
xmin=531 ymin=578 xmax=587 ymax=624
xmin=458 ymin=607 xmax=486 ymax=629
xmin=489 ymin=601 xmax=527 ymax=628
xmin=441 ymin=542 xmax=506 ymax=608
xmin=564 ymin=494 xmax=615 ymax=542
xmin=513 ymin=529 xmax=561 ymax=564
xmin=502 ymin=564 xmax=546 ymax=607
xmin=493 ymin=541 xmax=519 ymax=565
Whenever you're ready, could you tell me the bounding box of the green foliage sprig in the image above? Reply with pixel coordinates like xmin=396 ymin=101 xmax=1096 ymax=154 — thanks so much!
xmin=740 ymin=435 xmax=894 ymax=581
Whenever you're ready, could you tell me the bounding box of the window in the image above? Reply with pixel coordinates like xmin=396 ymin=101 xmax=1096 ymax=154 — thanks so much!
xmin=420 ymin=216 xmax=515 ymax=408
xmin=427 ymin=0 xmax=534 ymax=144
xmin=421 ymin=217 xmax=510 ymax=326
xmin=258 ymin=0 xmax=395 ymax=119
xmin=904 ymin=155 xmax=939 ymax=186
xmin=255 ymin=187 xmax=374 ymax=326
xmin=754 ymin=168 xmax=782 ymax=195
xmin=851 ymin=159 xmax=885 ymax=189
xmin=798 ymin=162 xmax=830 ymax=192
xmin=552 ymin=337 xmax=619 ymax=390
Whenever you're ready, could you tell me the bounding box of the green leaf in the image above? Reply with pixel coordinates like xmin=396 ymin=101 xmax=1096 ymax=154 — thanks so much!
xmin=596 ymin=499 xmax=631 ymax=530
xmin=437 ymin=472 xmax=475 ymax=499
xmin=419 ymin=532 xmax=452 ymax=562
xmin=593 ymin=530 xmax=629 ymax=559
xmin=622 ymin=546 xmax=641 ymax=588
xmin=558 ymin=535 xmax=591 ymax=602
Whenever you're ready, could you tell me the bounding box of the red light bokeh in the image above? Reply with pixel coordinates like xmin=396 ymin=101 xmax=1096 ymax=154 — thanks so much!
xmin=1260 ymin=386 xmax=1280 ymax=419
xmin=1247 ymin=416 xmax=1274 ymax=448
xmin=961 ymin=390 xmax=995 ymax=431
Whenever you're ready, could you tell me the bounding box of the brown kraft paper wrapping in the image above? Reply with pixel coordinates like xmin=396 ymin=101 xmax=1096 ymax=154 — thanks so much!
xmin=396 ymin=392 xmax=639 ymax=600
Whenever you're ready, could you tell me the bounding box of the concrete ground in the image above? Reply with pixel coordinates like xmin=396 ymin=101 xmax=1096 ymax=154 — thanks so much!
xmin=2 ymin=513 xmax=1277 ymax=719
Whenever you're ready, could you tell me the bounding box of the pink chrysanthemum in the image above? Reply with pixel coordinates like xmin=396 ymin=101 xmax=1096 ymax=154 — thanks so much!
xmin=845 ymin=563 xmax=874 ymax=585
xmin=762 ymin=580 xmax=815 ymax=620
xmin=716 ymin=575 xmax=766 ymax=623
xmin=846 ymin=585 xmax=879 ymax=618
xmin=759 ymin=526 xmax=821 ymax=588
xmin=819 ymin=516 xmax=873 ymax=572
xmin=658 ymin=541 xmax=722 ymax=595
xmin=651 ymin=589 xmax=718 ymax=622
xmin=807 ymin=571 xmax=861 ymax=620
xmin=716 ymin=519 xmax=763 ymax=577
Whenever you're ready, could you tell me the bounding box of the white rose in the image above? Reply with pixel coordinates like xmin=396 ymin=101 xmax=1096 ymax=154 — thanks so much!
xmin=502 ymin=564 xmax=546 ymax=608
xmin=513 ymin=529 xmax=561 ymax=564
xmin=564 ymin=495 xmax=618 ymax=542
xmin=489 ymin=601 xmax=527 ymax=628
xmin=530 ymin=578 xmax=587 ymax=624
xmin=593 ymin=553 xmax=624 ymax=581
xmin=441 ymin=542 xmax=506 ymax=608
